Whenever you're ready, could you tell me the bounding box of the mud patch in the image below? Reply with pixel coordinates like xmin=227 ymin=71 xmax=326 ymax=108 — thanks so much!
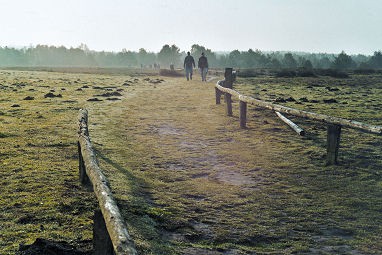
xmin=155 ymin=124 xmax=185 ymax=136
xmin=179 ymin=141 xmax=207 ymax=151
xmin=308 ymin=245 xmax=360 ymax=255
xmin=191 ymin=172 xmax=209 ymax=179
xmin=309 ymin=226 xmax=359 ymax=254
xmin=312 ymin=226 xmax=354 ymax=242
xmin=190 ymin=220 xmax=215 ymax=239
xmin=182 ymin=194 xmax=207 ymax=201
xmin=211 ymin=167 xmax=255 ymax=186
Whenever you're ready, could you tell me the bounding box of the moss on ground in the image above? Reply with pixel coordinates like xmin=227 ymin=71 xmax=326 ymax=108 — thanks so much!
xmin=1 ymin=69 xmax=381 ymax=254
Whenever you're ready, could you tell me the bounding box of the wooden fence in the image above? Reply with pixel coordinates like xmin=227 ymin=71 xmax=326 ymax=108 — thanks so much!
xmin=78 ymin=109 xmax=137 ymax=255
xmin=215 ymin=69 xmax=382 ymax=165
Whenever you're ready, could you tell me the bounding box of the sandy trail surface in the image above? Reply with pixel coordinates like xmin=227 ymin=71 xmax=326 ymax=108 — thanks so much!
xmin=90 ymin=76 xmax=368 ymax=254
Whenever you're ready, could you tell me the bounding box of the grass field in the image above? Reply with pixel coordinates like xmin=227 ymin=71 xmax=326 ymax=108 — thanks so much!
xmin=1 ymin=68 xmax=381 ymax=254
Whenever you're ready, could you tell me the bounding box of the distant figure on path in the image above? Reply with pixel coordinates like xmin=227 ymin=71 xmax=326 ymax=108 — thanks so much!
xmin=184 ymin=52 xmax=195 ymax=81
xmin=198 ymin=52 xmax=208 ymax=82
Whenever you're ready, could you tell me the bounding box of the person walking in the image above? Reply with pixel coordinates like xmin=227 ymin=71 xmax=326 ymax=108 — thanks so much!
xmin=198 ymin=52 xmax=208 ymax=82
xmin=183 ymin=51 xmax=195 ymax=81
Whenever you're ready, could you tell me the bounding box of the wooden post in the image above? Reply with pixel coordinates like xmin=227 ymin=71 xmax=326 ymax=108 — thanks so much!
xmin=215 ymin=87 xmax=221 ymax=104
xmin=224 ymin=68 xmax=233 ymax=89
xmin=239 ymin=100 xmax=247 ymax=128
xmin=93 ymin=209 xmax=114 ymax=255
xmin=326 ymin=124 xmax=341 ymax=165
xmin=78 ymin=141 xmax=90 ymax=185
xmin=225 ymin=93 xmax=233 ymax=116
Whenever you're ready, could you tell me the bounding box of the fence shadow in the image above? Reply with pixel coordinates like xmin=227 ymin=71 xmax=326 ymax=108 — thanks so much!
xmin=93 ymin=148 xmax=174 ymax=254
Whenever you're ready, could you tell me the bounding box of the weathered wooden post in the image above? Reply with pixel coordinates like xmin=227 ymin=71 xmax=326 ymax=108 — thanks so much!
xmin=239 ymin=100 xmax=247 ymax=128
xmin=326 ymin=124 xmax=341 ymax=165
xmin=93 ymin=209 xmax=114 ymax=255
xmin=223 ymin=68 xmax=233 ymax=116
xmin=225 ymin=93 xmax=233 ymax=116
xmin=215 ymin=87 xmax=221 ymax=104
xmin=224 ymin=68 xmax=233 ymax=89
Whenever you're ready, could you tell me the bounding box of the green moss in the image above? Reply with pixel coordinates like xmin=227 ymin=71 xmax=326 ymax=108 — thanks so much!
xmin=1 ymin=70 xmax=381 ymax=254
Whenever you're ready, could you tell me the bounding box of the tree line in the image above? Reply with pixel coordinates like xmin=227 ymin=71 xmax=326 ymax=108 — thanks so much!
xmin=1 ymin=43 xmax=382 ymax=70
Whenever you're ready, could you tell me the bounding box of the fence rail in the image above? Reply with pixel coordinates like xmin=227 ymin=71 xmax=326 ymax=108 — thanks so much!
xmin=78 ymin=109 xmax=137 ymax=255
xmin=215 ymin=69 xmax=382 ymax=165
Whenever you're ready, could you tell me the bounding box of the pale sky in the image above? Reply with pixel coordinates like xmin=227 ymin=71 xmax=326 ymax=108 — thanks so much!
xmin=0 ymin=0 xmax=381 ymax=55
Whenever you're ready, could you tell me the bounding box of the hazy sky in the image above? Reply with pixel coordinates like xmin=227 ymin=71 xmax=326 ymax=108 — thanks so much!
xmin=0 ymin=0 xmax=381 ymax=55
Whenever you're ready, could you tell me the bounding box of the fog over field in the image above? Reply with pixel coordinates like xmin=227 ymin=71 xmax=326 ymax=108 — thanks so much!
xmin=0 ymin=0 xmax=382 ymax=55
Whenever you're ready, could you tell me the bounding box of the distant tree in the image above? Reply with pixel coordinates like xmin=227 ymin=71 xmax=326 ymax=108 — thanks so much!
xmin=158 ymin=44 xmax=181 ymax=68
xmin=283 ymin=53 xmax=297 ymax=68
xmin=78 ymin=43 xmax=90 ymax=53
xmin=135 ymin=48 xmax=157 ymax=67
xmin=0 ymin=46 xmax=27 ymax=66
xmin=67 ymin=46 xmax=97 ymax=66
xmin=255 ymin=50 xmax=269 ymax=68
xmin=190 ymin=44 xmax=207 ymax=58
xmin=352 ymin=54 xmax=369 ymax=66
xmin=94 ymin=51 xmax=118 ymax=67
xmin=358 ymin=61 xmax=372 ymax=69
xmin=302 ymin=59 xmax=313 ymax=70
xmin=217 ymin=54 xmax=229 ymax=68
xmin=369 ymin=51 xmax=382 ymax=69
xmin=317 ymin=56 xmax=332 ymax=69
xmin=269 ymin=57 xmax=282 ymax=69
xmin=0 ymin=44 xmax=378 ymax=70
xmin=332 ymin=51 xmax=355 ymax=70
xmin=228 ymin=50 xmax=241 ymax=67
xmin=241 ymin=49 xmax=267 ymax=68
xmin=190 ymin=44 xmax=217 ymax=67
xmin=116 ymin=49 xmax=137 ymax=67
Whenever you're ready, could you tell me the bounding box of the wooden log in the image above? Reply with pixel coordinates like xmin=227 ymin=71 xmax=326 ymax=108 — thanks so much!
xmin=216 ymin=83 xmax=241 ymax=98
xmin=215 ymin=87 xmax=221 ymax=104
xmin=275 ymin=111 xmax=305 ymax=136
xmin=78 ymin=109 xmax=137 ymax=255
xmin=93 ymin=209 xmax=114 ymax=255
xmin=239 ymin=100 xmax=247 ymax=128
xmin=224 ymin=93 xmax=233 ymax=116
xmin=215 ymin=81 xmax=382 ymax=135
xmin=327 ymin=124 xmax=341 ymax=165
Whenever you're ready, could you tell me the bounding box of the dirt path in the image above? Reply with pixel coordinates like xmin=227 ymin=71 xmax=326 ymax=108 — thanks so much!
xmin=90 ymin=76 xmax=369 ymax=254
xmin=118 ymin=77 xmax=275 ymax=189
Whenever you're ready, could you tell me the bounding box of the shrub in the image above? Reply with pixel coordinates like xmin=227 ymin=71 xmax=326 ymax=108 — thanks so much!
xmin=237 ymin=69 xmax=258 ymax=78
xmin=159 ymin=69 xmax=183 ymax=77
xmin=353 ymin=69 xmax=376 ymax=75
xmin=297 ymin=69 xmax=316 ymax=77
xmin=315 ymin=68 xmax=349 ymax=78
xmin=275 ymin=69 xmax=296 ymax=78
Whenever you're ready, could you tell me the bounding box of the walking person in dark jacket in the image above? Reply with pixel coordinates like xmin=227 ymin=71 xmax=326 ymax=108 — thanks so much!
xmin=184 ymin=52 xmax=195 ymax=81
xmin=198 ymin=52 xmax=208 ymax=82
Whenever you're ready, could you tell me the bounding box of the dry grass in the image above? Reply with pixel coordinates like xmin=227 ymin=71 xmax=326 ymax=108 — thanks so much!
xmin=1 ymin=69 xmax=381 ymax=254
